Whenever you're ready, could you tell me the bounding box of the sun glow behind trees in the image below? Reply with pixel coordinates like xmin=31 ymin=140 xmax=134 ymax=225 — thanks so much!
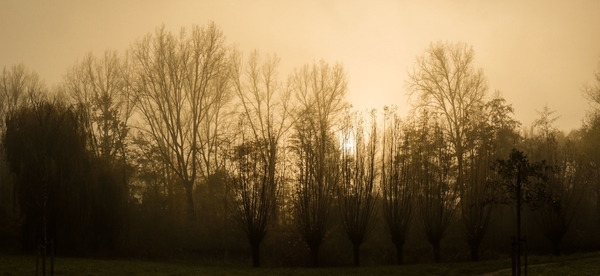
xmin=340 ymin=132 xmax=356 ymax=155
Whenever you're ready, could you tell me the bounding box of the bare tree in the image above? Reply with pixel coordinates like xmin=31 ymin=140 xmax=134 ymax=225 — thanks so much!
xmin=380 ymin=107 xmax=415 ymax=265
xmin=0 ymin=64 xmax=44 ymax=132
xmin=583 ymin=61 xmax=600 ymax=107
xmin=63 ymin=50 xmax=134 ymax=163
xmin=228 ymin=136 xmax=277 ymax=267
xmin=413 ymin=110 xmax=457 ymax=263
xmin=228 ymin=50 xmax=291 ymax=267
xmin=406 ymin=41 xmax=490 ymax=261
xmin=337 ymin=110 xmax=379 ymax=267
xmin=460 ymin=94 xmax=520 ymax=261
xmin=406 ymin=41 xmax=487 ymax=183
xmin=130 ymin=23 xmax=231 ymax=220
xmin=290 ymin=60 xmax=348 ymax=267
xmin=525 ymin=107 xmax=584 ymax=256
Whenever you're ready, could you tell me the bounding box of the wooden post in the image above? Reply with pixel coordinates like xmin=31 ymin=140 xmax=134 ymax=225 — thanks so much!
xmin=523 ymin=236 xmax=527 ymax=276
xmin=36 ymin=245 xmax=40 ymax=276
xmin=511 ymin=236 xmax=516 ymax=276
xmin=50 ymin=240 xmax=54 ymax=276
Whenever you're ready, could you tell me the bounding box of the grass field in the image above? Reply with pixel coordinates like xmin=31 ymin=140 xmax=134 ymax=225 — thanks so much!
xmin=1 ymin=252 xmax=599 ymax=276
xmin=492 ymin=253 xmax=600 ymax=276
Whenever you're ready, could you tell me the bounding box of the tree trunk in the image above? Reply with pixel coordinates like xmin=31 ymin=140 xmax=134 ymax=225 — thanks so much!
xmin=183 ymin=180 xmax=195 ymax=220
xmin=551 ymin=239 xmax=560 ymax=256
xmin=309 ymin=243 xmax=320 ymax=267
xmin=251 ymin=241 xmax=261 ymax=267
xmin=353 ymin=242 xmax=360 ymax=267
xmin=469 ymin=238 xmax=481 ymax=261
xmin=432 ymin=239 xmax=441 ymax=263
xmin=394 ymin=241 xmax=405 ymax=265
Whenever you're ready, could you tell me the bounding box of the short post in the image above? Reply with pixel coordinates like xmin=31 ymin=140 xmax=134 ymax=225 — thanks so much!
xmin=523 ymin=236 xmax=527 ymax=276
xmin=36 ymin=245 xmax=40 ymax=276
xmin=50 ymin=240 xmax=54 ymax=276
xmin=511 ymin=236 xmax=516 ymax=276
xmin=42 ymin=243 xmax=46 ymax=276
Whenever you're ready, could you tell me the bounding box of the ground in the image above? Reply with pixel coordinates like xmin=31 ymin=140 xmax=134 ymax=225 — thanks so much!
xmin=1 ymin=252 xmax=599 ymax=276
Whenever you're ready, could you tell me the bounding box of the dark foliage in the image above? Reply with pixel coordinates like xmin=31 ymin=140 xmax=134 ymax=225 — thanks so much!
xmin=3 ymin=100 xmax=127 ymax=255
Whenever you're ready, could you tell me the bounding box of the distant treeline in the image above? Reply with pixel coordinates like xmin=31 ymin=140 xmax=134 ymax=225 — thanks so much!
xmin=1 ymin=22 xmax=600 ymax=267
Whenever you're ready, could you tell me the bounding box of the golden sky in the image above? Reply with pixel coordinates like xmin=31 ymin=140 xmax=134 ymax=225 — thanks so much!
xmin=1 ymin=0 xmax=599 ymax=131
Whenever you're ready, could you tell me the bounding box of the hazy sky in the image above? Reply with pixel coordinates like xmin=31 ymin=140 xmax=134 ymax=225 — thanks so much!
xmin=1 ymin=0 xmax=599 ymax=132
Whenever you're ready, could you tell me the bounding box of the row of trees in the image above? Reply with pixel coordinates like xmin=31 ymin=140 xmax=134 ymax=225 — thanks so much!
xmin=1 ymin=22 xmax=600 ymax=267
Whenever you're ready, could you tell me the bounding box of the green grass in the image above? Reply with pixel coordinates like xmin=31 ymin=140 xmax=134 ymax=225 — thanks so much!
xmin=1 ymin=252 xmax=599 ymax=276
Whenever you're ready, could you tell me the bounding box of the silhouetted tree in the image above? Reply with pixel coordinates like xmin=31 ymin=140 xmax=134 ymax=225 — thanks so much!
xmin=524 ymin=107 xmax=585 ymax=256
xmin=228 ymin=138 xmax=277 ymax=267
xmin=414 ymin=111 xmax=457 ymax=263
xmin=380 ymin=107 xmax=414 ymax=265
xmin=491 ymin=148 xmax=549 ymax=276
xmin=130 ymin=22 xmax=231 ymax=220
xmin=581 ymin=113 xmax=600 ymax=226
xmin=406 ymin=41 xmax=490 ymax=261
xmin=228 ymin=50 xmax=291 ymax=267
xmin=0 ymin=64 xmax=44 ymax=246
xmin=460 ymin=94 xmax=520 ymax=261
xmin=290 ymin=60 xmax=348 ymax=267
xmin=337 ymin=110 xmax=379 ymax=267
xmin=581 ymin=62 xmax=600 ymax=228
xmin=537 ymin=140 xmax=585 ymax=255
xmin=63 ymin=51 xmax=134 ymax=248
xmin=63 ymin=50 xmax=134 ymax=163
xmin=406 ymin=40 xmax=487 ymax=194
xmin=4 ymin=98 xmax=126 ymax=260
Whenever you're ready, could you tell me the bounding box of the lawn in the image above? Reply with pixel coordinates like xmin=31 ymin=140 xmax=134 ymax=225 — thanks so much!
xmin=1 ymin=252 xmax=599 ymax=276
xmin=492 ymin=252 xmax=600 ymax=276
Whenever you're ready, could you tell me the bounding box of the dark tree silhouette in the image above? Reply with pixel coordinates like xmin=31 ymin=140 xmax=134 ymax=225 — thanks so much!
xmin=536 ymin=140 xmax=584 ymax=256
xmin=581 ymin=62 xmax=600 ymax=227
xmin=64 ymin=50 xmax=134 ymax=164
xmin=0 ymin=64 xmax=44 ymax=244
xmin=491 ymin=148 xmax=549 ymax=276
xmin=63 ymin=51 xmax=135 ymax=248
xmin=3 ymin=98 xmax=127 ymax=275
xmin=524 ymin=107 xmax=584 ymax=256
xmin=406 ymin=41 xmax=491 ymax=261
xmin=413 ymin=111 xmax=457 ymax=263
xmin=581 ymin=113 xmax=600 ymax=226
xmin=460 ymin=94 xmax=520 ymax=261
xmin=380 ymin=107 xmax=414 ymax=265
xmin=228 ymin=51 xmax=291 ymax=267
xmin=290 ymin=60 xmax=348 ymax=267
xmin=337 ymin=111 xmax=379 ymax=267
xmin=130 ymin=22 xmax=231 ymax=220
xmin=406 ymin=41 xmax=487 ymax=196
xmin=228 ymin=138 xmax=278 ymax=267
xmin=461 ymin=144 xmax=493 ymax=262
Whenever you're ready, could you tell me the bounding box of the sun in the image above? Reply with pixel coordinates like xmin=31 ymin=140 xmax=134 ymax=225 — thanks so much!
xmin=339 ymin=133 xmax=356 ymax=154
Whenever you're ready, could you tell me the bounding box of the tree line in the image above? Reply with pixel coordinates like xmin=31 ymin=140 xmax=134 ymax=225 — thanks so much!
xmin=1 ymin=22 xmax=600 ymax=267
